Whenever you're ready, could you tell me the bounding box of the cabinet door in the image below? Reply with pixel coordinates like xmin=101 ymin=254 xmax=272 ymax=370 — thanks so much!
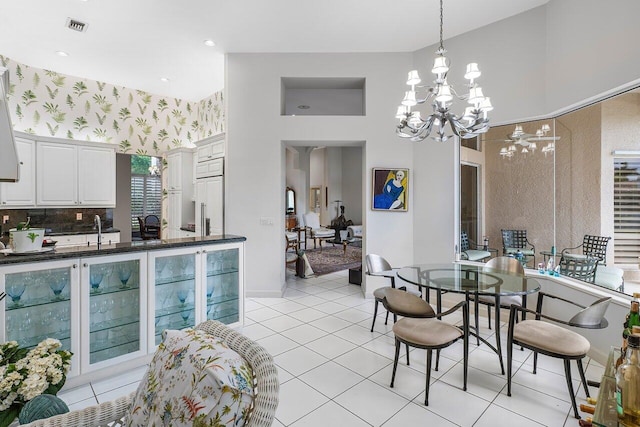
xmin=0 ymin=138 xmax=36 ymax=206
xmin=166 ymin=152 xmax=182 ymax=191
xmin=78 ymin=145 xmax=116 ymax=207
xmin=148 ymin=248 xmax=200 ymax=350
xmin=166 ymin=190 xmax=182 ymax=231
xmin=195 ymin=177 xmax=223 ymax=236
xmin=37 ymin=142 xmax=78 ymax=205
xmin=203 ymin=244 xmax=242 ymax=326
xmin=1 ymin=260 xmax=81 ymax=378
xmin=81 ymin=253 xmax=147 ymax=371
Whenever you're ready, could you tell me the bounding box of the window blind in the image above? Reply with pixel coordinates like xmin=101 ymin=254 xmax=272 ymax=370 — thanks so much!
xmin=131 ymin=174 xmax=162 ymax=231
xmin=614 ymin=159 xmax=640 ymax=264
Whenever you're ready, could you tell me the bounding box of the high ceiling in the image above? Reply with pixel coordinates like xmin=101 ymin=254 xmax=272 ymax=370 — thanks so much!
xmin=0 ymin=0 xmax=548 ymax=101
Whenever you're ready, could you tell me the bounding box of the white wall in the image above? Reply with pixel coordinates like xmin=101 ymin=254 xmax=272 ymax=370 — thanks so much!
xmin=227 ymin=52 xmax=448 ymax=297
xmin=341 ymin=147 xmax=363 ymax=225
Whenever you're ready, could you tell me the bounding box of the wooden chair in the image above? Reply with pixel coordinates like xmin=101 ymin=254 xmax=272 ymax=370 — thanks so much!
xmin=137 ymin=217 xmax=157 ymax=240
xmin=506 ymin=292 xmax=611 ymax=419
xmin=302 ymin=212 xmax=334 ymax=250
xmin=143 ymin=214 xmax=161 ymax=239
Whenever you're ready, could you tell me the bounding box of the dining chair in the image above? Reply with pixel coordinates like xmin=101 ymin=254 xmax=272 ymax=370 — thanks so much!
xmin=137 ymin=217 xmax=156 ymax=240
xmin=471 ymin=257 xmax=525 ymax=334
xmin=284 ymin=233 xmax=298 ymax=268
xmin=506 ymin=292 xmax=611 ymax=419
xmin=366 ymin=254 xmax=425 ymax=332
xmin=561 ymin=234 xmax=611 ymax=265
xmin=144 ymin=214 xmax=161 ymax=239
xmin=389 ymin=300 xmax=469 ymax=406
xmin=460 ymin=231 xmax=492 ymax=262
xmin=558 ymin=254 xmax=599 ymax=283
xmin=501 ymin=229 xmax=535 ymax=267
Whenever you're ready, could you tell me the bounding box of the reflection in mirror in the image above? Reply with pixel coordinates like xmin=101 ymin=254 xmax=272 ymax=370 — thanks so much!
xmin=481 ymin=120 xmax=556 ymax=264
xmin=309 ymin=186 xmax=321 ymax=213
xmin=464 ymin=88 xmax=640 ymax=295
xmin=286 ymin=187 xmax=296 ymax=215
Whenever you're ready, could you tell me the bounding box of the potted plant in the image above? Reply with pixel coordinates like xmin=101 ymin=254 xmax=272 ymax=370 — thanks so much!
xmin=9 ymin=217 xmax=45 ymax=253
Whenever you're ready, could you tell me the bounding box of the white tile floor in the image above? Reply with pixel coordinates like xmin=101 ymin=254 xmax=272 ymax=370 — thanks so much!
xmin=59 ymin=270 xmax=604 ymax=426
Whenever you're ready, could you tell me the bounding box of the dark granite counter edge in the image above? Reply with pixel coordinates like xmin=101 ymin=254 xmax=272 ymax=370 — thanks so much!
xmin=179 ymin=226 xmax=196 ymax=232
xmin=0 ymin=235 xmax=246 ymax=265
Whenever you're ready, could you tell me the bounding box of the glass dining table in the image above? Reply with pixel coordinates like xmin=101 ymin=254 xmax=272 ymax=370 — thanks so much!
xmin=396 ymin=263 xmax=541 ymax=374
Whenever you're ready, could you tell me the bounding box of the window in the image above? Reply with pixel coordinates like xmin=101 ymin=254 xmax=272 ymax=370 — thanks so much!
xmin=130 ymin=156 xmax=162 ymax=232
xmin=614 ymin=159 xmax=640 ymax=264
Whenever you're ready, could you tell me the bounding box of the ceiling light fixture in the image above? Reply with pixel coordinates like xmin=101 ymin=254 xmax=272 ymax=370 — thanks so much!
xmin=203 ymin=40 xmax=216 ymax=47
xmin=395 ymin=0 xmax=492 ymax=142
xmin=499 ymin=123 xmax=558 ymax=159
xmin=160 ymin=77 xmax=170 ymax=82
xmin=55 ymin=51 xmax=69 ymax=57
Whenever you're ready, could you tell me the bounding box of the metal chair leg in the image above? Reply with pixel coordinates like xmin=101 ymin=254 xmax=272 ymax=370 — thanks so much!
xmin=425 ymin=349 xmax=433 ymax=406
xmin=390 ymin=338 xmax=401 ymax=388
xmin=564 ymin=359 xmax=580 ymax=419
xmin=576 ymin=358 xmax=590 ymax=398
xmin=371 ymin=299 xmax=380 ymax=332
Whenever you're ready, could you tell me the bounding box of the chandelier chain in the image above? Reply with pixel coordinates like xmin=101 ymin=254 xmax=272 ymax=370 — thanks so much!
xmin=439 ymin=0 xmax=444 ymax=51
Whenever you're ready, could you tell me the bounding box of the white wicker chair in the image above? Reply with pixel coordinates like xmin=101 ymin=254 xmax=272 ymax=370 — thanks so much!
xmin=22 ymin=320 xmax=280 ymax=427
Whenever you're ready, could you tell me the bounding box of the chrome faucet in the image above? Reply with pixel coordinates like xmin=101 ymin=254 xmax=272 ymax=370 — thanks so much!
xmin=94 ymin=215 xmax=102 ymax=248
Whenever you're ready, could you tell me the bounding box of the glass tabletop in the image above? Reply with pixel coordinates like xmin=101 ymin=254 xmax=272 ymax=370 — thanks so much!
xmin=397 ymin=263 xmax=541 ymax=296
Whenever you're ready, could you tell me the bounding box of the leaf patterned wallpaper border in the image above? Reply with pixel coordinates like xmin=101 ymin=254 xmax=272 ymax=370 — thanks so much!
xmin=0 ymin=55 xmax=224 ymax=155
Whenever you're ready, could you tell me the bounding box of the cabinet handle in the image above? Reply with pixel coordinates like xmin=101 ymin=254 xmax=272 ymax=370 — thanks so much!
xmin=196 ymin=251 xmax=201 ymax=254
xmin=83 ymin=263 xmax=88 ymax=267
xmin=202 ymin=249 xmax=207 ymax=253
xmin=73 ymin=264 xmax=78 ymax=268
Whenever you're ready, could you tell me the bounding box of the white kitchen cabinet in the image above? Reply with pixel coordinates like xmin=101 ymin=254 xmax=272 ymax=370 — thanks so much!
xmin=0 ymin=239 xmax=243 ymax=385
xmin=164 ymin=148 xmax=194 ymax=239
xmin=195 ymin=176 xmax=223 ymax=236
xmin=80 ymin=252 xmax=148 ymax=372
xmin=78 ymin=145 xmax=116 ymax=206
xmin=147 ymin=242 xmax=243 ymax=351
xmin=37 ymin=141 xmax=78 ymax=206
xmin=0 ymin=138 xmax=36 ymax=206
xmin=36 ymin=139 xmax=116 ymax=207
xmin=195 ymin=133 xmax=225 ymax=163
xmin=0 ymin=259 xmax=82 ymax=378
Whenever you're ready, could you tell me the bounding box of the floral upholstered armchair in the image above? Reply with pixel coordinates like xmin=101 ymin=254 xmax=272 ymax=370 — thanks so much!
xmin=21 ymin=321 xmax=279 ymax=427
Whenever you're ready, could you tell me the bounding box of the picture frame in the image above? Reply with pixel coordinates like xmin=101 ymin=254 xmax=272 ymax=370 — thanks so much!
xmin=372 ymin=168 xmax=409 ymax=211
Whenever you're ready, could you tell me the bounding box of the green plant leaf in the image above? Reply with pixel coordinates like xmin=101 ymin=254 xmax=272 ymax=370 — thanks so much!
xmin=52 ymin=75 xmax=66 ymax=87
xmin=96 ymin=81 xmax=106 ymax=91
xmin=73 ymin=116 xmax=88 ymax=131
xmin=0 ymin=405 xmax=19 ymax=427
xmin=46 ymin=122 xmax=59 ymax=136
xmin=112 ymin=120 xmax=120 ymax=133
xmin=21 ymin=90 xmax=36 ymax=105
xmin=33 ymin=72 xmax=40 ymax=88
xmin=66 ymin=94 xmax=75 ymax=110
xmin=33 ymin=110 xmax=40 ymax=125
xmin=95 ymin=112 xmax=106 ymax=125
xmin=73 ymin=81 xmax=88 ymax=96
xmin=119 ymin=107 xmax=131 ymax=121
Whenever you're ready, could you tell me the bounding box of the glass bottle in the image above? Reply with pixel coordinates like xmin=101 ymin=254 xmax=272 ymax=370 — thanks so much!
xmin=546 ymin=246 xmax=556 ymax=275
xmin=624 ymin=302 xmax=640 ymax=343
xmin=616 ymin=334 xmax=640 ymax=426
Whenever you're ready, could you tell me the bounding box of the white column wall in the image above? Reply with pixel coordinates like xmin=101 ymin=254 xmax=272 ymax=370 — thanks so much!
xmin=226 ymin=52 xmax=452 ymax=297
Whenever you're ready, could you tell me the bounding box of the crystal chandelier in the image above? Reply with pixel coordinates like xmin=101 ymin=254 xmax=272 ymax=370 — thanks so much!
xmin=499 ymin=124 xmax=556 ymax=159
xmin=396 ymin=0 xmax=493 ymax=142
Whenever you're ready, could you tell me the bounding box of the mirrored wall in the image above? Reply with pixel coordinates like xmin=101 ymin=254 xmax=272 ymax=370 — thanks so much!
xmin=461 ymin=88 xmax=640 ymax=295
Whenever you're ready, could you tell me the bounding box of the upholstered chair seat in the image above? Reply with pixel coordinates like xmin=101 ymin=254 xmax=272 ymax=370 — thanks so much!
xmin=513 ymin=320 xmax=590 ymax=356
xmin=389 ymin=300 xmax=469 ymax=406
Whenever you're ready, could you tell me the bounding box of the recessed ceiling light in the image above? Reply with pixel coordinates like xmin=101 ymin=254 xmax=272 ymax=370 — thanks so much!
xmin=56 ymin=51 xmax=69 ymax=57
xmin=297 ymin=105 xmax=310 ymax=110
xmin=160 ymin=77 xmax=170 ymax=82
xmin=203 ymin=39 xmax=216 ymax=47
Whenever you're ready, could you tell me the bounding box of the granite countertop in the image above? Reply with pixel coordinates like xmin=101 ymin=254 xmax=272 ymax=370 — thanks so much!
xmin=0 ymin=234 xmax=246 ymax=265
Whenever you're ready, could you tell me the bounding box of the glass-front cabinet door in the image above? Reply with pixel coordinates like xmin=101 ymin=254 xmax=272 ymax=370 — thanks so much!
xmin=204 ymin=244 xmax=242 ymax=325
xmin=0 ymin=260 xmax=81 ymax=377
xmin=148 ymin=248 xmax=200 ymax=349
xmin=80 ymin=253 xmax=147 ymax=372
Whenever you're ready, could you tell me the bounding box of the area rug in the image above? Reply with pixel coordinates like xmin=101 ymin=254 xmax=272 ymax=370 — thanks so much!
xmin=288 ymin=242 xmax=362 ymax=276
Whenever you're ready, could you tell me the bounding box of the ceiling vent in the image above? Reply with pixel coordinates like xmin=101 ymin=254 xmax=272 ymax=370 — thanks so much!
xmin=66 ymin=17 xmax=88 ymax=32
